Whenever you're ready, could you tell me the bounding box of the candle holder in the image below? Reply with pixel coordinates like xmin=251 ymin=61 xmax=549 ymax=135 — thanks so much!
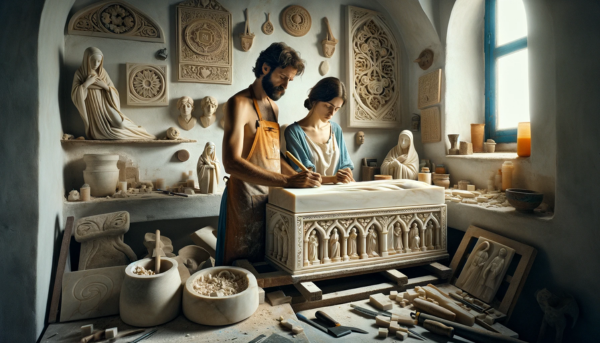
xmin=448 ymin=134 xmax=459 ymax=155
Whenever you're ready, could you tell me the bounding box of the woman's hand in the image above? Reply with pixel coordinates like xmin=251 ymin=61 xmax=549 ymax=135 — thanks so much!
xmin=335 ymin=168 xmax=354 ymax=184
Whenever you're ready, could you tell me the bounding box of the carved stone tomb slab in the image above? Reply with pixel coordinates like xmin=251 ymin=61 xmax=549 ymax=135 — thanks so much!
xmin=68 ymin=0 xmax=164 ymax=43
xmin=177 ymin=0 xmax=233 ymax=84
xmin=126 ymin=63 xmax=168 ymax=106
xmin=60 ymin=265 xmax=126 ymax=322
xmin=346 ymin=6 xmax=402 ymax=128
xmin=418 ymin=68 xmax=442 ymax=109
xmin=421 ymin=106 xmax=441 ymax=143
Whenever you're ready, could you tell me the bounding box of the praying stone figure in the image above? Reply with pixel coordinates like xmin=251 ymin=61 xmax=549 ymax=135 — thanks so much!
xmin=393 ymin=223 xmax=403 ymax=253
xmin=280 ymin=224 xmax=288 ymax=264
xmin=74 ymin=211 xmax=137 ymax=270
xmin=381 ymin=130 xmax=419 ymax=180
xmin=348 ymin=228 xmax=359 ymax=259
xmin=456 ymin=241 xmax=490 ymax=293
xmin=355 ymin=131 xmax=365 ymax=145
xmin=71 ymin=47 xmax=155 ymax=140
xmin=177 ymin=96 xmax=197 ymax=131
xmin=308 ymin=231 xmax=319 ymax=264
xmin=426 ymin=221 xmax=434 ymax=249
xmin=330 ymin=229 xmax=341 ymax=262
xmin=478 ymin=248 xmax=508 ymax=301
xmin=200 ymin=96 xmax=218 ymax=128
xmin=409 ymin=223 xmax=421 ymax=252
xmin=197 ymin=142 xmax=221 ymax=194
xmin=367 ymin=227 xmax=379 ymax=257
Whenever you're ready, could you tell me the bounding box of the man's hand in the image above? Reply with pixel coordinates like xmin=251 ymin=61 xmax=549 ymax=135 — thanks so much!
xmin=335 ymin=168 xmax=354 ymax=184
xmin=285 ymin=170 xmax=321 ymax=188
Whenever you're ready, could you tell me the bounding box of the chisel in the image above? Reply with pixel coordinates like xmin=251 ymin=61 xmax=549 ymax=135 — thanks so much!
xmin=449 ymin=292 xmax=485 ymax=312
xmin=350 ymin=304 xmax=426 ymax=341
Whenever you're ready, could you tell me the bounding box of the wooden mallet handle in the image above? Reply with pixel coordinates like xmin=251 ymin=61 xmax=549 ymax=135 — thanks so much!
xmin=286 ymin=151 xmax=309 ymax=172
xmin=423 ymin=319 xmax=454 ymax=338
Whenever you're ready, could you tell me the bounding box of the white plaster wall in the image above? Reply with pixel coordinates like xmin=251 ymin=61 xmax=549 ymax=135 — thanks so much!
xmin=62 ymin=0 xmax=411 ymax=191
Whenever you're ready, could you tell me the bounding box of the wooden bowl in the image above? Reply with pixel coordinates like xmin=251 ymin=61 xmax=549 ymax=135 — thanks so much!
xmin=506 ymin=188 xmax=543 ymax=212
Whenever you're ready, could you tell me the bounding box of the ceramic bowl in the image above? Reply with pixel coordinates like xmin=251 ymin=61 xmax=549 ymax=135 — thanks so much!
xmin=183 ymin=266 xmax=258 ymax=326
xmin=506 ymin=188 xmax=543 ymax=212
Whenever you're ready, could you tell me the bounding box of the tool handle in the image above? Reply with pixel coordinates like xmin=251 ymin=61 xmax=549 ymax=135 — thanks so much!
xmin=286 ymin=151 xmax=309 ymax=172
xmin=297 ymin=313 xmax=328 ymax=333
xmin=80 ymin=330 xmax=103 ymax=343
xmin=424 ymin=319 xmax=454 ymax=338
xmin=315 ymin=311 xmax=340 ymax=327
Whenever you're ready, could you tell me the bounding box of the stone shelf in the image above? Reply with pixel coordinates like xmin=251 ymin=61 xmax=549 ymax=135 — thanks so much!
xmin=445 ymin=152 xmax=520 ymax=161
xmin=60 ymin=139 xmax=197 ymax=144
xmin=63 ymin=191 xmax=222 ymax=223
xmin=446 ymin=200 xmax=553 ymax=231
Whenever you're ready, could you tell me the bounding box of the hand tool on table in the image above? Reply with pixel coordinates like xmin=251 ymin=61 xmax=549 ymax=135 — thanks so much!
xmin=315 ymin=311 xmax=368 ymax=334
xmin=423 ymin=319 xmax=455 ymax=338
xmin=350 ymin=304 xmax=426 ymax=341
xmin=413 ymin=312 xmax=528 ymax=343
xmin=449 ymin=292 xmax=485 ymax=312
xmin=157 ymin=189 xmax=189 ymax=197
xmin=128 ymin=329 xmax=158 ymax=343
xmin=296 ymin=312 xmax=367 ymax=338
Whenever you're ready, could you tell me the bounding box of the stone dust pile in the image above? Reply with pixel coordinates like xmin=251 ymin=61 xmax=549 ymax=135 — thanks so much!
xmin=192 ymin=270 xmax=248 ymax=297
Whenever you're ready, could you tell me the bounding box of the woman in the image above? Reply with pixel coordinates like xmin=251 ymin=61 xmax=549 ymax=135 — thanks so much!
xmin=380 ymin=130 xmax=418 ymax=180
xmin=71 ymin=47 xmax=155 ymax=140
xmin=284 ymin=77 xmax=354 ymax=184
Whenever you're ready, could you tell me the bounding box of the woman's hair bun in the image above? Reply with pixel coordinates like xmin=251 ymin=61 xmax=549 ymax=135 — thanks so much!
xmin=303 ymin=98 xmax=312 ymax=110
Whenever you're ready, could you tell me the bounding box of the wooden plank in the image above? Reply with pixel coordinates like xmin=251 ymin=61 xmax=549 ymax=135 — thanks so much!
xmin=256 ymin=271 xmax=293 ymax=288
xmin=423 ymin=262 xmax=452 ymax=279
xmin=292 ymin=282 xmax=398 ymax=312
xmin=380 ymin=269 xmax=409 ymax=286
xmin=401 ymin=275 xmax=440 ymax=290
xmin=294 ymin=282 xmax=322 ymax=301
xmin=48 ymin=217 xmax=74 ymax=324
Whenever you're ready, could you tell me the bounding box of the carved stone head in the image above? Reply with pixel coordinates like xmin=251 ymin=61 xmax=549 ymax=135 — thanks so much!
xmin=201 ymin=96 xmax=218 ymax=118
xmin=177 ymin=96 xmax=194 ymax=118
xmin=356 ymin=131 xmax=365 ymax=145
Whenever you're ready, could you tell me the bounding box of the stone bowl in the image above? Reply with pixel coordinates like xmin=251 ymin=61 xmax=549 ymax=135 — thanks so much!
xmin=183 ymin=266 xmax=258 ymax=326
xmin=506 ymin=188 xmax=543 ymax=212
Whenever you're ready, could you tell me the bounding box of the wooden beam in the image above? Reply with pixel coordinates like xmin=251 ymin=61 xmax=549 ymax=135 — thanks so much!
xmin=381 ymin=269 xmax=409 ymax=286
xmin=292 ymin=282 xmax=399 ymax=312
xmin=423 ymin=262 xmax=452 ymax=279
xmin=400 ymin=275 xmax=440 ymax=290
xmin=294 ymin=282 xmax=322 ymax=301
xmin=48 ymin=217 xmax=75 ymax=324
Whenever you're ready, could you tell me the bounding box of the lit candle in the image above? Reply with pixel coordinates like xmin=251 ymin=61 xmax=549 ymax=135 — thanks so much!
xmin=80 ymin=184 xmax=91 ymax=201
xmin=517 ymin=122 xmax=531 ymax=157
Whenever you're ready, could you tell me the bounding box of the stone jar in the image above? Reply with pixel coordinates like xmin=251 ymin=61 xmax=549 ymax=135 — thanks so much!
xmin=83 ymin=154 xmax=119 ymax=196
xmin=120 ymin=257 xmax=182 ymax=327
xmin=433 ymin=174 xmax=450 ymax=189
xmin=183 ymin=266 xmax=259 ymax=326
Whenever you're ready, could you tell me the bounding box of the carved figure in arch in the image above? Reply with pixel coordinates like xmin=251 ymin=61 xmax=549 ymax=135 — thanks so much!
xmin=177 ymin=96 xmax=196 ymax=130
xmin=478 ymin=248 xmax=507 ymax=300
xmin=280 ymin=224 xmax=288 ymax=263
xmin=380 ymin=130 xmax=419 ymax=180
xmin=409 ymin=223 xmax=421 ymax=252
xmin=367 ymin=227 xmax=379 ymax=257
xmin=71 ymin=47 xmax=155 ymax=140
xmin=393 ymin=222 xmax=403 ymax=253
xmin=457 ymin=241 xmax=490 ymax=292
xmin=308 ymin=231 xmax=320 ymax=264
xmin=330 ymin=229 xmax=341 ymax=262
xmin=348 ymin=228 xmax=359 ymax=259
xmin=426 ymin=221 xmax=434 ymax=249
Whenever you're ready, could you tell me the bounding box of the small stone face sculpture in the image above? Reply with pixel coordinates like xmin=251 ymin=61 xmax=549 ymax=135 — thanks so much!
xmin=197 ymin=142 xmax=221 ymax=194
xmin=356 ymin=131 xmax=365 ymax=145
xmin=200 ymin=96 xmax=218 ymax=128
xmin=381 ymin=130 xmax=419 ymax=180
xmin=166 ymin=127 xmax=181 ymax=140
xmin=74 ymin=211 xmax=137 ymax=270
xmin=68 ymin=190 xmax=80 ymax=201
xmin=177 ymin=96 xmax=196 ymax=131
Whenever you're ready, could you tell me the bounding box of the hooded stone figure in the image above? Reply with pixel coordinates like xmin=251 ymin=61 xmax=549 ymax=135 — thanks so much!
xmin=381 ymin=130 xmax=419 ymax=180
xmin=197 ymin=142 xmax=221 ymax=194
xmin=71 ymin=47 xmax=155 ymax=140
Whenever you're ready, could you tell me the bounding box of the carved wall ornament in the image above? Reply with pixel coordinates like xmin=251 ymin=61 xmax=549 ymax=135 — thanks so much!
xmin=415 ymin=49 xmax=434 ymax=70
xmin=281 ymin=5 xmax=311 ymax=37
xmin=346 ymin=6 xmax=402 ymax=128
xmin=421 ymin=106 xmax=441 ymax=143
xmin=177 ymin=0 xmax=233 ymax=84
xmin=418 ymin=68 xmax=442 ymax=109
xmin=126 ymin=63 xmax=168 ymax=106
xmin=68 ymin=0 xmax=164 ymax=43
xmin=262 ymin=13 xmax=274 ymax=35
xmin=322 ymin=17 xmax=338 ymax=58
xmin=240 ymin=9 xmax=255 ymax=52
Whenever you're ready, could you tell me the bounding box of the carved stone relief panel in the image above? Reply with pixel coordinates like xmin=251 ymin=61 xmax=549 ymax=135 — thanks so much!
xmin=126 ymin=64 xmax=168 ymax=106
xmin=177 ymin=0 xmax=232 ymax=84
xmin=418 ymin=68 xmax=442 ymax=109
xmin=421 ymin=106 xmax=441 ymax=143
xmin=68 ymin=1 xmax=164 ymax=43
xmin=281 ymin=5 xmax=311 ymax=37
xmin=346 ymin=6 xmax=402 ymax=128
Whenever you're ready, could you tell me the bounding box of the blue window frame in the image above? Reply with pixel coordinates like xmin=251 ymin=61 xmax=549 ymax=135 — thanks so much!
xmin=485 ymin=0 xmax=529 ymax=143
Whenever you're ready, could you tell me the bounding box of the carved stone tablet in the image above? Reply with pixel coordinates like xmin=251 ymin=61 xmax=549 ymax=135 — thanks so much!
xmin=177 ymin=0 xmax=233 ymax=84
xmin=421 ymin=107 xmax=441 ymax=143
xmin=126 ymin=63 xmax=168 ymax=106
xmin=346 ymin=6 xmax=402 ymax=128
xmin=68 ymin=0 xmax=164 ymax=43
xmin=281 ymin=5 xmax=311 ymax=37
xmin=60 ymin=266 xmax=126 ymax=322
xmin=418 ymin=69 xmax=442 ymax=109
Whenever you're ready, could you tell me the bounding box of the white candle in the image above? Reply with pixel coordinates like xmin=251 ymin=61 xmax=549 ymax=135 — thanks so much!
xmin=118 ymin=181 xmax=128 ymax=192
xmin=80 ymin=185 xmax=91 ymax=201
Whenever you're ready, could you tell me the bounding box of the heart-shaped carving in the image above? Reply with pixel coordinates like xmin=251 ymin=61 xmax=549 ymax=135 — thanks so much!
xmin=200 ymin=68 xmax=211 ymax=78
xmin=201 ymin=0 xmax=210 ymax=7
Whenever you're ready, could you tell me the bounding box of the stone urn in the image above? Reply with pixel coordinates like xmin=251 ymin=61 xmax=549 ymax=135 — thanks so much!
xmin=183 ymin=266 xmax=258 ymax=326
xmin=432 ymin=174 xmax=450 ymax=189
xmin=120 ymin=257 xmax=182 ymax=327
xmin=83 ymin=154 xmax=119 ymax=196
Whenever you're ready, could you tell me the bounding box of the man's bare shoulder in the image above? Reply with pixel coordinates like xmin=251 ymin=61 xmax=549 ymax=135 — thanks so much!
xmin=227 ymin=88 xmax=252 ymax=108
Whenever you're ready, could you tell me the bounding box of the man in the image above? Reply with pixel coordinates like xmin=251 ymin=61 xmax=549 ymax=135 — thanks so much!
xmin=216 ymin=43 xmax=321 ymax=266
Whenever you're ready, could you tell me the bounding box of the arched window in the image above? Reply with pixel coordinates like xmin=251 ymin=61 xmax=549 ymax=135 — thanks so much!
xmin=485 ymin=0 xmax=529 ymax=142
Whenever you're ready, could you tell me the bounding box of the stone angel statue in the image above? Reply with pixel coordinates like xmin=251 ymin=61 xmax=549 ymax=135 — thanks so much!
xmin=197 ymin=142 xmax=221 ymax=194
xmin=71 ymin=47 xmax=155 ymax=140
xmin=381 ymin=130 xmax=419 ymax=180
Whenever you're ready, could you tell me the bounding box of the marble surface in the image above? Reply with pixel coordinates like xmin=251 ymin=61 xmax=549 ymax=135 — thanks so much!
xmin=269 ymin=179 xmax=444 ymax=213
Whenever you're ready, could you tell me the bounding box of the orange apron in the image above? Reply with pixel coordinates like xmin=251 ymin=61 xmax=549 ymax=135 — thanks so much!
xmin=222 ymin=87 xmax=281 ymax=265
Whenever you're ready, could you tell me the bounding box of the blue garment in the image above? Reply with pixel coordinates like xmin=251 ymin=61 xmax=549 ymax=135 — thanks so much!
xmin=284 ymin=121 xmax=354 ymax=173
xmin=215 ymin=185 xmax=228 ymax=266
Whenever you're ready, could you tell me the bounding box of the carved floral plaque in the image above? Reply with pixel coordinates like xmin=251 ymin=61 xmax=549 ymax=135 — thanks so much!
xmin=68 ymin=0 xmax=164 ymax=43
xmin=418 ymin=68 xmax=442 ymax=109
xmin=346 ymin=6 xmax=402 ymax=128
xmin=126 ymin=64 xmax=168 ymax=106
xmin=177 ymin=0 xmax=233 ymax=84
xmin=421 ymin=106 xmax=441 ymax=143
xmin=281 ymin=5 xmax=311 ymax=37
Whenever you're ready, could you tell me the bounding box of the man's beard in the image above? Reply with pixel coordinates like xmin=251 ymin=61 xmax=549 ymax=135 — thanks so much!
xmin=262 ymin=70 xmax=286 ymax=101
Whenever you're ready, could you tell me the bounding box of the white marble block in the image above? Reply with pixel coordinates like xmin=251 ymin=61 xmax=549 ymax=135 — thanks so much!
xmin=266 ymin=180 xmax=447 ymax=274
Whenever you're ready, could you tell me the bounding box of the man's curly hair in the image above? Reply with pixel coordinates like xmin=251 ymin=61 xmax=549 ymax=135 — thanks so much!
xmin=252 ymin=42 xmax=305 ymax=78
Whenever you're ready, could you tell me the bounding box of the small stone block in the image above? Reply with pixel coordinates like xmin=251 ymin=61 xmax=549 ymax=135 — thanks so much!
xmin=258 ymin=287 xmax=265 ymax=304
xmin=378 ymin=328 xmax=389 ymax=338
xmin=105 ymin=328 xmax=118 ymax=339
xmin=280 ymin=319 xmax=293 ymax=329
xmin=81 ymin=324 xmax=93 ymax=336
xmin=396 ymin=331 xmax=409 ymax=340
xmin=388 ymin=321 xmax=401 ymax=333
xmin=484 ymin=315 xmax=494 ymax=325
xmin=376 ymin=315 xmax=391 ymax=327
xmin=292 ymin=326 xmax=304 ymax=334
xmin=405 ymin=289 xmax=419 ymax=301
xmin=370 ymin=293 xmax=393 ymax=310
xmin=389 ymin=291 xmax=398 ymax=300
xmin=391 ymin=313 xmax=417 ymax=326
xmin=459 ymin=141 xmax=473 ymax=155
xmin=267 ymin=290 xmax=292 ymax=306
xmin=467 ymin=185 xmax=476 ymax=191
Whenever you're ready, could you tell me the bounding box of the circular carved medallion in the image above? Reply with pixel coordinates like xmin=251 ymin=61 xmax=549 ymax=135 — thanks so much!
xmin=281 ymin=5 xmax=311 ymax=37
xmin=415 ymin=49 xmax=434 ymax=70
xmin=99 ymin=4 xmax=137 ymax=34
xmin=184 ymin=19 xmax=225 ymax=56
xmin=129 ymin=66 xmax=166 ymax=103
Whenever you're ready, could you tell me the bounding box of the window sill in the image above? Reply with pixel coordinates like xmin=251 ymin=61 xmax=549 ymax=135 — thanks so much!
xmin=445 ymin=152 xmax=525 ymax=161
